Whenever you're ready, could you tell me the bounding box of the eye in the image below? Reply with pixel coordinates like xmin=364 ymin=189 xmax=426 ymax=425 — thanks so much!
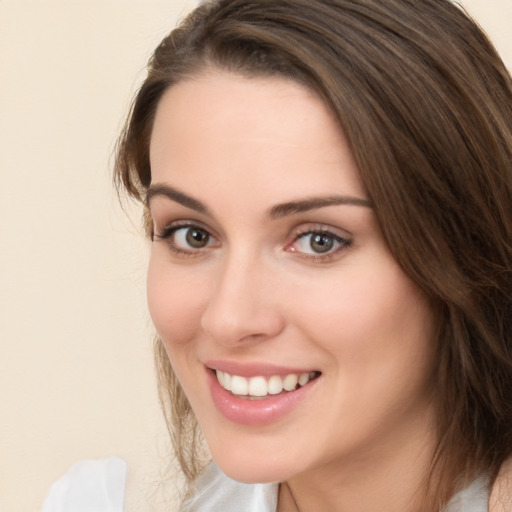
xmin=174 ymin=226 xmax=212 ymax=249
xmin=287 ymin=229 xmax=351 ymax=259
xmin=154 ymin=223 xmax=219 ymax=255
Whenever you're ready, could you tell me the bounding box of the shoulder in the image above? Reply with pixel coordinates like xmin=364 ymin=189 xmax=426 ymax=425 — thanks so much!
xmin=41 ymin=457 xmax=127 ymax=512
xmin=489 ymin=458 xmax=512 ymax=512
xmin=443 ymin=475 xmax=489 ymax=512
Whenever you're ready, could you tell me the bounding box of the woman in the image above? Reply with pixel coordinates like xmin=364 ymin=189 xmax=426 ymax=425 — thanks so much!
xmin=112 ymin=0 xmax=512 ymax=510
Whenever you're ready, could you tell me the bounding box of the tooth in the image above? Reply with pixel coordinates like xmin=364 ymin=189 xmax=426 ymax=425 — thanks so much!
xmin=223 ymin=372 xmax=232 ymax=391
xmin=217 ymin=370 xmax=316 ymax=395
xmin=283 ymin=374 xmax=299 ymax=391
xmin=248 ymin=376 xmax=267 ymax=397
xmin=230 ymin=375 xmax=249 ymax=395
xmin=298 ymin=372 xmax=310 ymax=386
xmin=268 ymin=375 xmax=283 ymax=395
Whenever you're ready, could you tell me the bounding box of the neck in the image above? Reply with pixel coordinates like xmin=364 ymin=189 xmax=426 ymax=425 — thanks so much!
xmin=277 ymin=409 xmax=438 ymax=512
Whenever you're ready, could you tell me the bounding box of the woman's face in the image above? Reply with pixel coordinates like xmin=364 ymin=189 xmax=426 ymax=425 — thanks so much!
xmin=147 ymin=70 xmax=437 ymax=484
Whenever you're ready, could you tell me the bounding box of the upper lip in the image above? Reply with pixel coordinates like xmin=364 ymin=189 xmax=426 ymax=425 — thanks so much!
xmin=204 ymin=359 xmax=319 ymax=378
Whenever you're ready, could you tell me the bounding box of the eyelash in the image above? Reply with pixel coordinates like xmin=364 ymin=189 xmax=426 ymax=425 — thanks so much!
xmin=153 ymin=222 xmax=352 ymax=262
xmin=287 ymin=229 xmax=352 ymax=262
xmin=154 ymin=221 xmax=217 ymax=258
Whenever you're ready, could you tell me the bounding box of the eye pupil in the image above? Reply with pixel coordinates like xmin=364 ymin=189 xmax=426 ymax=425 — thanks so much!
xmin=310 ymin=233 xmax=334 ymax=253
xmin=186 ymin=228 xmax=209 ymax=248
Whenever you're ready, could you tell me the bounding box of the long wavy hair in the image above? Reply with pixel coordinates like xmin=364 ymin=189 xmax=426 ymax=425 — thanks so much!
xmin=115 ymin=0 xmax=512 ymax=509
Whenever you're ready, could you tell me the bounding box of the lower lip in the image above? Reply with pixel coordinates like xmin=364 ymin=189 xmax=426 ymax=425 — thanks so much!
xmin=207 ymin=369 xmax=319 ymax=426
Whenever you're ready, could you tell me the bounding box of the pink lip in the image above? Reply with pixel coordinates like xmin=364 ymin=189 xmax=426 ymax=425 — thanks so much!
xmin=205 ymin=365 xmax=320 ymax=426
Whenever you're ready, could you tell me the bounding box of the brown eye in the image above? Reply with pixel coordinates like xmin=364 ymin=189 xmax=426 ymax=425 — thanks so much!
xmin=155 ymin=224 xmax=218 ymax=253
xmin=185 ymin=227 xmax=210 ymax=248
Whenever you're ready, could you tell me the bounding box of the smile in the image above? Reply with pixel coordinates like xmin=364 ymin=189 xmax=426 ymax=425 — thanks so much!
xmin=215 ymin=369 xmax=319 ymax=398
xmin=206 ymin=363 xmax=322 ymax=425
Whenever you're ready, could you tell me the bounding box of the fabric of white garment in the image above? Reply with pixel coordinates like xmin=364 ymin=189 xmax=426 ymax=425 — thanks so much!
xmin=443 ymin=474 xmax=490 ymax=512
xmin=41 ymin=457 xmax=488 ymax=512
xmin=41 ymin=456 xmax=127 ymax=512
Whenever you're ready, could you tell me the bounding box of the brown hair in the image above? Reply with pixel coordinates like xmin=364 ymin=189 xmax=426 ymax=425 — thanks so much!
xmin=115 ymin=0 xmax=512 ymax=508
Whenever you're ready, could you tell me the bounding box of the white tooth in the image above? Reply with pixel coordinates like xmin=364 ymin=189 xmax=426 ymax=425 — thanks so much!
xmin=249 ymin=376 xmax=268 ymax=397
xmin=267 ymin=375 xmax=283 ymax=395
xmin=230 ymin=375 xmax=249 ymax=395
xmin=216 ymin=370 xmax=224 ymax=386
xmin=224 ymin=372 xmax=232 ymax=391
xmin=298 ymin=372 xmax=310 ymax=386
xmin=283 ymin=373 xmax=299 ymax=391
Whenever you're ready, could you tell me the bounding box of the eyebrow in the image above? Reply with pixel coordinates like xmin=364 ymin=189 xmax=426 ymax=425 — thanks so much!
xmin=146 ymin=183 xmax=373 ymax=218
xmin=146 ymin=184 xmax=210 ymax=215
xmin=267 ymin=195 xmax=373 ymax=219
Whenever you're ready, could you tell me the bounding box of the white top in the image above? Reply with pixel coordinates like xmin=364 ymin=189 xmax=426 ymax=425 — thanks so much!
xmin=41 ymin=457 xmax=127 ymax=512
xmin=42 ymin=457 xmax=489 ymax=512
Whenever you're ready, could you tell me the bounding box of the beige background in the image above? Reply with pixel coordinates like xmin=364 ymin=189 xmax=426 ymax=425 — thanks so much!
xmin=0 ymin=1 xmax=510 ymax=511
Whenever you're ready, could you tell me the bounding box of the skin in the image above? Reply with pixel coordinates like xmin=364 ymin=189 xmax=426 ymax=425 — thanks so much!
xmin=490 ymin=459 xmax=512 ymax=512
xmin=147 ymin=69 xmax=438 ymax=512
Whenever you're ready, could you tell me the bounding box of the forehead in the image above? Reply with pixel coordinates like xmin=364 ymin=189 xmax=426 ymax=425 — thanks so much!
xmin=149 ymin=70 xmax=366 ymax=203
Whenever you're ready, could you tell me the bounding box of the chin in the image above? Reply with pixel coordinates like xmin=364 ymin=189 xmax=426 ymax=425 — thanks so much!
xmin=208 ymin=445 xmax=300 ymax=484
xmin=216 ymin=463 xmax=285 ymax=484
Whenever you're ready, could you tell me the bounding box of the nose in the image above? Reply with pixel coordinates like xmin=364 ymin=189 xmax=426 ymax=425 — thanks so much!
xmin=200 ymin=253 xmax=285 ymax=346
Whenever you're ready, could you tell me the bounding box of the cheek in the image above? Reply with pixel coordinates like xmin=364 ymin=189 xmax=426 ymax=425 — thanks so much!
xmin=287 ymin=260 xmax=436 ymax=447
xmin=291 ymin=257 xmax=435 ymax=373
xmin=146 ymin=255 xmax=208 ymax=346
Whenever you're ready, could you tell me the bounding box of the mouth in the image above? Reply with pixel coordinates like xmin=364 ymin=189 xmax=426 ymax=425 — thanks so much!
xmin=205 ymin=361 xmax=322 ymax=425
xmin=214 ymin=369 xmax=321 ymax=400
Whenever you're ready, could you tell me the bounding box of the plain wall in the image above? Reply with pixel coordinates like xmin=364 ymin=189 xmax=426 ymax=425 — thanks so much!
xmin=0 ymin=1 xmax=510 ymax=511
